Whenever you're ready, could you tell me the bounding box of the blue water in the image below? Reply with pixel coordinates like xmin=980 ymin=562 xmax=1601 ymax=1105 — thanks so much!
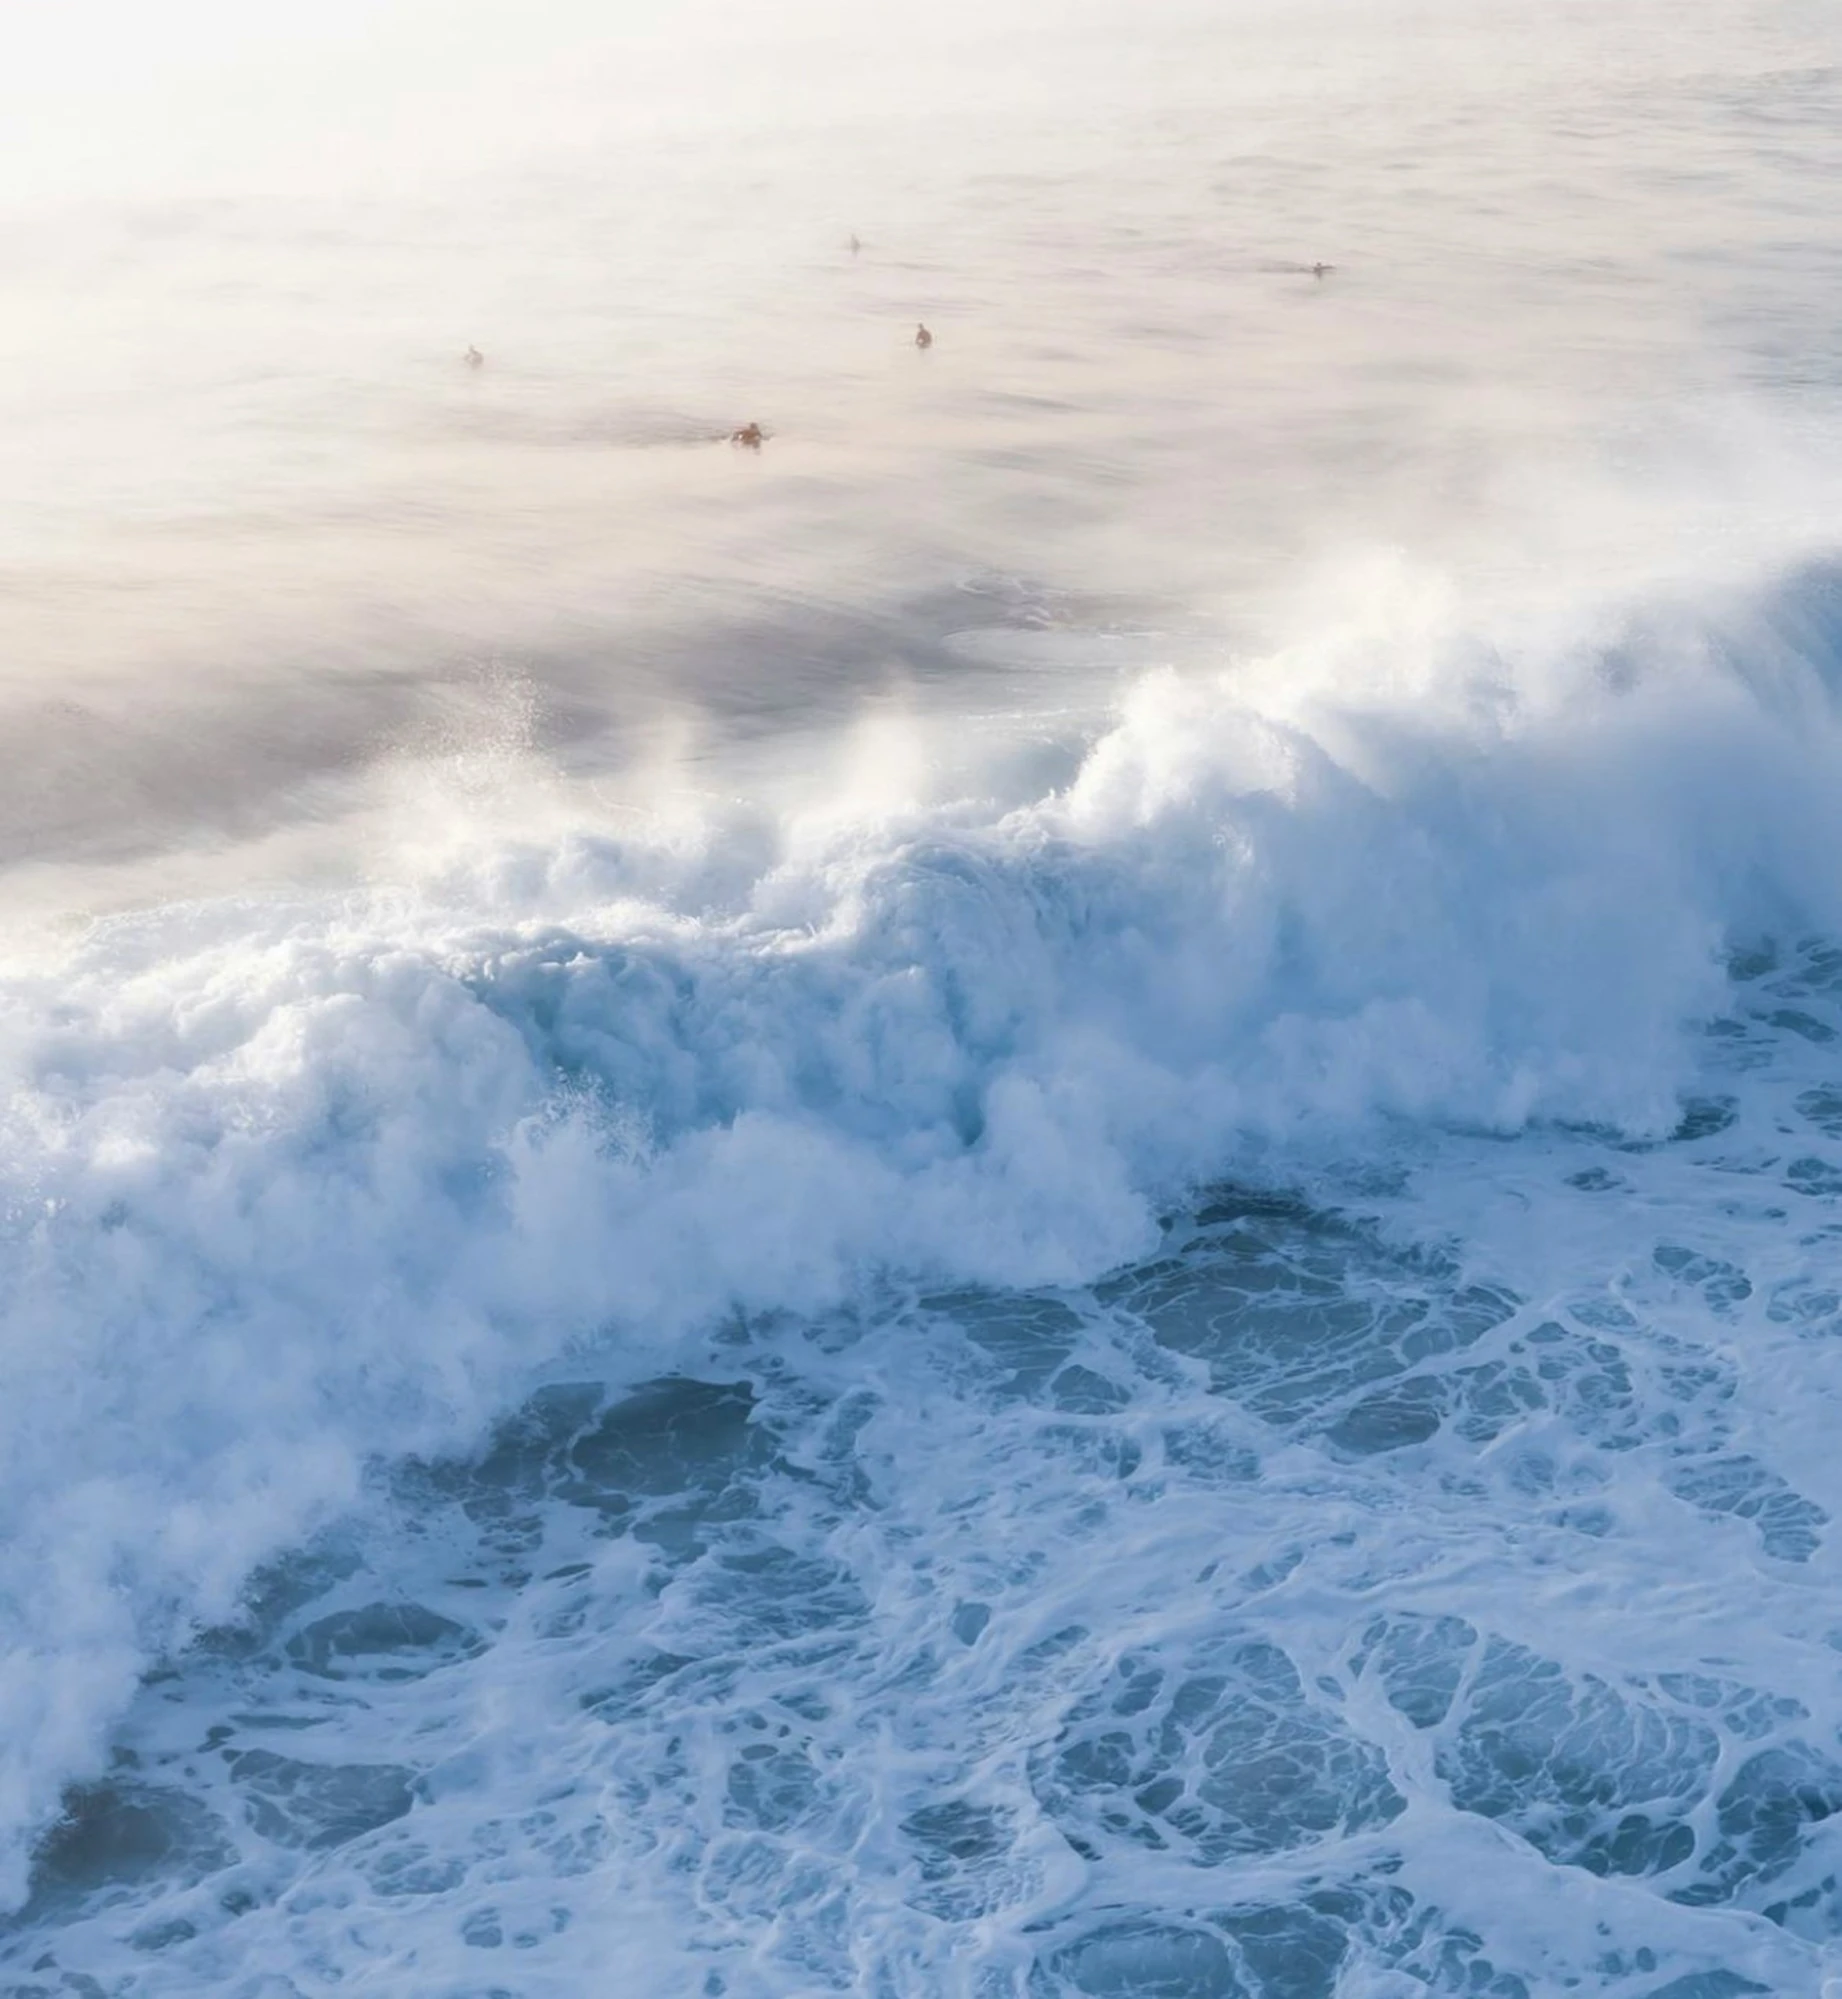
xmin=9 ymin=4 xmax=1842 ymax=1993
xmin=8 ymin=556 xmax=1842 ymax=1993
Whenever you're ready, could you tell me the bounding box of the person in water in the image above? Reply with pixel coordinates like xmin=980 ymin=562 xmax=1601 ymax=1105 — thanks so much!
xmin=730 ymin=422 xmax=765 ymax=449
xmin=1311 ymin=263 xmax=1334 ymax=279
xmin=464 ymin=344 xmax=484 ymax=368
xmin=915 ymin=322 xmax=933 ymax=349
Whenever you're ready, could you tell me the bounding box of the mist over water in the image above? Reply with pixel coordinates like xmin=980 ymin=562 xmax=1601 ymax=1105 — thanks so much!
xmin=8 ymin=2 xmax=1842 ymax=1993
xmin=6 ymin=0 xmax=1840 ymax=879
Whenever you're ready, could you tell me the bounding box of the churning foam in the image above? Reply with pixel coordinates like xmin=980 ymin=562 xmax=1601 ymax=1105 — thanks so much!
xmin=6 ymin=556 xmax=1842 ymax=1988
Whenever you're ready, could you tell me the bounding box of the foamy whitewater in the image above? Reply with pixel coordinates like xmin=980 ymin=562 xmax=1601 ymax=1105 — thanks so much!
xmin=8 ymin=1 xmax=1842 ymax=1993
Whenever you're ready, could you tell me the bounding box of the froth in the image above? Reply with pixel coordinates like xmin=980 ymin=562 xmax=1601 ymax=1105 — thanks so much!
xmin=2 ymin=555 xmax=1842 ymax=1902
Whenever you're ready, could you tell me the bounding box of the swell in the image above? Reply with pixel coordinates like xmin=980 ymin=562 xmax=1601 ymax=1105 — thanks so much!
xmin=1 ymin=554 xmax=1841 ymax=1902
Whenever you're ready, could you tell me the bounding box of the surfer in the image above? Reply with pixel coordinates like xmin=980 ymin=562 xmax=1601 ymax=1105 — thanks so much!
xmin=1311 ymin=263 xmax=1334 ymax=279
xmin=464 ymin=344 xmax=484 ymax=368
xmin=915 ymin=322 xmax=933 ymax=350
xmin=849 ymin=233 xmax=862 ymax=256
xmin=730 ymin=422 xmax=765 ymax=449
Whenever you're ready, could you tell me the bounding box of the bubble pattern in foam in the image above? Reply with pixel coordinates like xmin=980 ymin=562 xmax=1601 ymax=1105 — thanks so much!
xmin=4 ymin=943 xmax=1842 ymax=1993
xmin=7 ymin=568 xmax=1842 ymax=1989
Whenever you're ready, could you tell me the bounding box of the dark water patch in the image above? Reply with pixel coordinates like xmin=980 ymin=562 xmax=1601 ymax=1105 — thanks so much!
xmin=944 ymin=1291 xmax=1090 ymax=1400
xmin=1671 ymin=1097 xmax=1739 ymax=1143
xmin=1764 ymin=1007 xmax=1835 ymax=1044
xmin=1795 ymin=1085 xmax=1842 ymax=1137
xmin=196 ymin=1545 xmax=366 ymax=1663
xmin=226 ymin=1752 xmax=417 ymax=1851
xmin=1437 ymin=1640 xmax=1714 ymax=1878
xmin=1655 ymin=1673 xmax=1807 ymax=1738
xmin=951 ymin=1601 xmax=992 ymax=1645
xmin=1726 ymin=942 xmax=1779 ymax=983
xmin=691 ymin=1542 xmax=867 ymax=1646
xmin=1785 ymin=1155 xmax=1842 ymax=1196
xmin=286 ymin=1603 xmax=483 ymax=1682
xmin=725 ymin=1740 xmax=820 ymax=1836
xmin=1114 ymin=1240 xmax=1513 ymax=1435
xmin=1215 ymin=1905 xmax=1350 ymax=1999
xmin=1097 ymin=1192 xmax=1627 ymax=1484
xmin=1351 ymin=1613 xmax=1477 ymax=1728
xmin=1159 ymin=1420 xmax=1260 ymax=1486
xmin=579 ymin=1649 xmax=694 ymax=1723
xmin=1764 ymin=938 xmax=1842 ymax=999
xmin=362 ymin=1839 xmax=469 ymax=1898
xmin=1643 ymin=1976 xmax=1770 ymax=1999
xmin=1449 ymin=1347 xmax=1576 ymax=1443
xmin=1765 ymin=1277 xmax=1840 ymax=1328
xmin=1036 ymin=1421 xmax=1142 ymax=1482
xmin=1449 ymin=1319 xmax=1649 ymax=1453
xmin=565 ymin=1379 xmax=763 ymax=1505
xmin=1684 ymin=1741 xmax=1842 ymax=1930
xmin=1325 ymin=1373 xmax=1449 ymax=1454
xmin=902 ymin=1800 xmax=1017 ymax=1919
xmin=14 ymin=1786 xmax=235 ymax=1921
xmin=1033 ymin=1898 xmax=1359 ymax=1999
xmin=1049 ymin=1364 xmax=1133 ymax=1414
xmin=1035 ymin=1641 xmax=1403 ymax=1865
xmin=1186 ymin=1184 xmax=1362 ymax=1238
xmin=1665 ymin=1453 xmax=1827 ymax=1560
xmin=414 ymin=1376 xmax=769 ymax=1552
xmin=1653 ymin=1246 xmax=1753 ymax=1314
xmin=1036 ymin=1922 xmax=1250 ymax=1999
xmin=1030 ymin=1887 xmax=1567 ymax=1999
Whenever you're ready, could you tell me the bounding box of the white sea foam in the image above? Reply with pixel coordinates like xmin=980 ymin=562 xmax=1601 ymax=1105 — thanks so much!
xmin=4 ymin=555 xmax=1842 ymax=1978
xmin=9 ymin=0 xmax=1842 ymax=1986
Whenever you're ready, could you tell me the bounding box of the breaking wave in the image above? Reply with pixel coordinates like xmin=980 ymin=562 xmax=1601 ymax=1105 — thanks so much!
xmin=7 ymin=556 xmax=1842 ymax=1990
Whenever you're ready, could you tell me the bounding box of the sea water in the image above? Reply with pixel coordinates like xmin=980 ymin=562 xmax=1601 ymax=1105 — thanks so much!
xmin=6 ymin=2 xmax=1842 ymax=1992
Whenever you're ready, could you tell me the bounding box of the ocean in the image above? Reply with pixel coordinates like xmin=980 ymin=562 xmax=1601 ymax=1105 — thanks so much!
xmin=6 ymin=1 xmax=1842 ymax=1991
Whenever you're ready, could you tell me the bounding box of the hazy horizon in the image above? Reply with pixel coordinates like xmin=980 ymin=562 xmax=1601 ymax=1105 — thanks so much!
xmin=5 ymin=0 xmax=1840 ymax=891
